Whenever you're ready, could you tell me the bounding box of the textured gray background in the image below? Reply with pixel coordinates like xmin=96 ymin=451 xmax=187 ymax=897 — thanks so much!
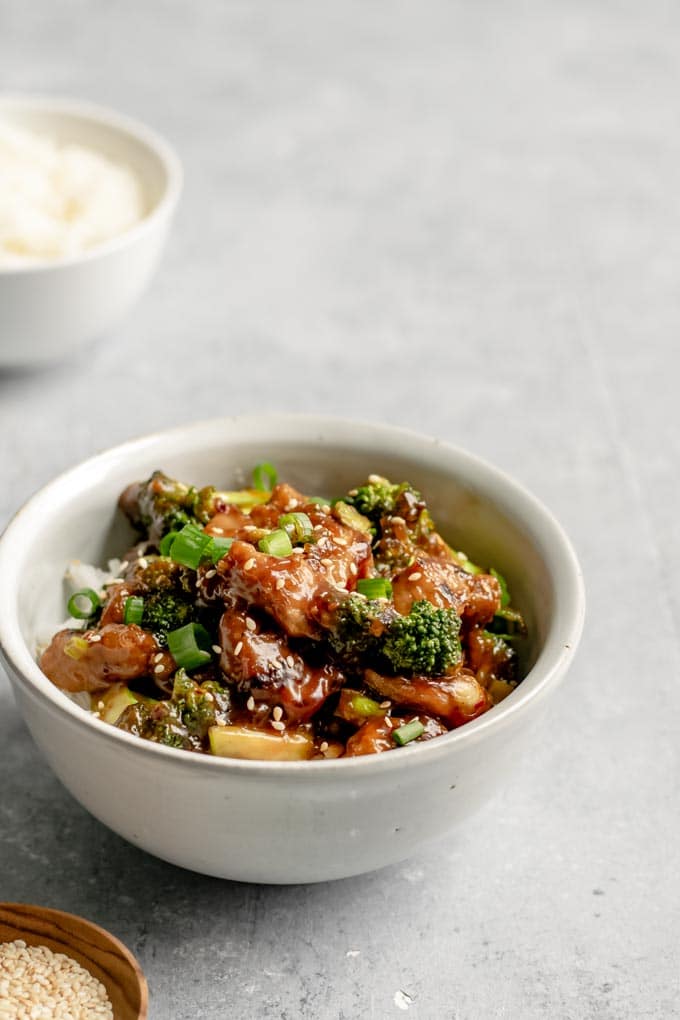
xmin=1 ymin=2 xmax=679 ymax=1018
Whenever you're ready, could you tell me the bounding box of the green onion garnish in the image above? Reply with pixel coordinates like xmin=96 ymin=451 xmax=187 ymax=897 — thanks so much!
xmin=209 ymin=536 xmax=233 ymax=564
xmin=64 ymin=635 xmax=90 ymax=660
xmin=350 ymin=694 xmax=384 ymax=718
xmin=252 ymin=462 xmax=278 ymax=492
xmin=123 ymin=595 xmax=145 ymax=626
xmin=393 ymin=720 xmax=425 ymax=747
xmin=278 ymin=512 xmax=313 ymax=544
xmin=67 ymin=588 xmax=100 ymax=620
xmin=159 ymin=531 xmax=179 ymax=556
xmin=357 ymin=577 xmax=393 ymax=599
xmin=167 ymin=523 xmax=213 ymax=569
xmin=167 ymin=622 xmax=213 ymax=671
xmin=490 ymin=568 xmax=510 ymax=608
xmin=258 ymin=528 xmax=293 ymax=557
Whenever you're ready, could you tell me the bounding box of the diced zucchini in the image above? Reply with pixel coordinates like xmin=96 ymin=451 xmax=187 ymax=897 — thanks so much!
xmin=208 ymin=725 xmax=314 ymax=761
xmin=332 ymin=501 xmax=373 ymax=535
xmin=219 ymin=488 xmax=272 ymax=509
xmin=97 ymin=683 xmax=137 ymax=724
xmin=488 ymin=678 xmax=516 ymax=703
xmin=335 ymin=689 xmax=384 ymax=725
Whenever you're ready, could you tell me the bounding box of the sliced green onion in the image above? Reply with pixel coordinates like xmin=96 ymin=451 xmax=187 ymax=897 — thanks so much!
xmin=167 ymin=523 xmax=213 ymax=569
xmin=258 ymin=528 xmax=293 ymax=557
xmin=216 ymin=488 xmax=271 ymax=508
xmin=123 ymin=595 xmax=145 ymax=626
xmin=208 ymin=536 xmax=234 ymax=564
xmin=393 ymin=720 xmax=425 ymax=747
xmin=490 ymin=567 xmax=510 ymax=608
xmin=252 ymin=462 xmax=278 ymax=492
xmin=159 ymin=531 xmax=179 ymax=556
xmin=278 ymin=512 xmax=314 ymax=544
xmin=167 ymin=622 xmax=213 ymax=671
xmin=67 ymin=588 xmax=100 ymax=620
xmin=64 ymin=635 xmax=90 ymax=660
xmin=357 ymin=577 xmax=393 ymax=600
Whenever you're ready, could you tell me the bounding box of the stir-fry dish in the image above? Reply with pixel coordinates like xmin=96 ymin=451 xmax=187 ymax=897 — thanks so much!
xmin=39 ymin=466 xmax=527 ymax=760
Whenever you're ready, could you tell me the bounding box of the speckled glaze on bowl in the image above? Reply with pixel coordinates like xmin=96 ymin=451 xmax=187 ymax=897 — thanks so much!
xmin=0 ymin=416 xmax=584 ymax=883
xmin=0 ymin=95 xmax=182 ymax=366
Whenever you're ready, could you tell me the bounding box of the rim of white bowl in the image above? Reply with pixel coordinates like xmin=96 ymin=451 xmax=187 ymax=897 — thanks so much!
xmin=0 ymin=415 xmax=585 ymax=777
xmin=0 ymin=94 xmax=183 ymax=275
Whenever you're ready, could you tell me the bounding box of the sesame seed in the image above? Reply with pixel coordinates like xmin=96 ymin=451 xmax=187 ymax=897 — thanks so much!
xmin=154 ymin=664 xmax=165 ymax=674
xmin=368 ymin=474 xmax=382 ymax=484
xmin=273 ymin=706 xmax=283 ymax=721
xmin=408 ymin=571 xmax=422 ymax=582
xmin=334 ymin=536 xmax=348 ymax=546
xmin=97 ymin=700 xmax=105 ymax=710
xmin=271 ymin=720 xmax=286 ymax=731
xmin=313 ymin=524 xmax=324 ymax=532
xmin=244 ymin=558 xmax=256 ymax=571
xmin=384 ymin=717 xmax=393 ymax=729
xmin=234 ymin=641 xmax=243 ymax=656
xmin=212 ymin=645 xmax=222 ymax=655
xmin=211 ymin=527 xmax=224 ymax=535
xmin=245 ymin=617 xmax=256 ymax=632
xmin=286 ymin=655 xmax=295 ymax=669
xmin=380 ymin=700 xmax=391 ymax=709
xmin=153 ymin=652 xmax=164 ymax=663
xmin=320 ymin=558 xmax=333 ymax=568
xmin=89 ymin=634 xmax=102 ymax=643
xmin=138 ymin=557 xmax=148 ymax=569
xmin=119 ymin=560 xmax=129 ymax=571
xmin=242 ymin=525 xmax=257 ymax=532
xmin=348 ymin=488 xmax=358 ymax=496
xmin=247 ymin=696 xmax=255 ymax=711
xmin=205 ymin=569 xmax=216 ymax=579
xmin=276 ymin=577 xmax=285 ymax=590
xmin=350 ymin=563 xmax=358 ymax=576
xmin=0 ymin=941 xmax=113 ymax=1017
xmin=319 ymin=741 xmax=329 ymax=753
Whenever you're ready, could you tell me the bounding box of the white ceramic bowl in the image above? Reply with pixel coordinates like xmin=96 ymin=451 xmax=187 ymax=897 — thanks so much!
xmin=0 ymin=417 xmax=584 ymax=883
xmin=0 ymin=96 xmax=182 ymax=367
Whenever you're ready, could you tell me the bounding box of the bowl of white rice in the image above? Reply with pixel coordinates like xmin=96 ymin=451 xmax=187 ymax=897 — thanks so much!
xmin=0 ymin=95 xmax=182 ymax=367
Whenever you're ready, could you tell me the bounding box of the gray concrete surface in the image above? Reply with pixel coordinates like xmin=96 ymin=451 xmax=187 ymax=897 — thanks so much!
xmin=1 ymin=2 xmax=678 ymax=1017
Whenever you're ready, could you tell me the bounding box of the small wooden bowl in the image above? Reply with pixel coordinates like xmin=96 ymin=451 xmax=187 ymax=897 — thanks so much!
xmin=0 ymin=902 xmax=148 ymax=1019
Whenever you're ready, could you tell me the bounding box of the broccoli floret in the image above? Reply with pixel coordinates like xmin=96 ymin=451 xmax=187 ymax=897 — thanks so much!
xmin=326 ymin=594 xmax=462 ymax=677
xmin=128 ymin=557 xmax=197 ymax=645
xmin=382 ymin=600 xmax=462 ymax=676
xmin=120 ymin=471 xmax=274 ymax=542
xmin=142 ymin=591 xmax=195 ymax=646
xmin=344 ymin=476 xmax=438 ymax=575
xmin=116 ymin=671 xmax=231 ymax=751
xmin=119 ymin=470 xmax=201 ymax=543
xmin=344 ymin=476 xmax=419 ymax=524
xmin=115 ymin=701 xmax=199 ymax=751
xmin=171 ymin=669 xmax=231 ymax=738
xmin=327 ymin=595 xmax=397 ymax=666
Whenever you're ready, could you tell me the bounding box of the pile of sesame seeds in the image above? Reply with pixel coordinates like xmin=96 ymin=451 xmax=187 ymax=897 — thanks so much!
xmin=0 ymin=940 xmax=113 ymax=1019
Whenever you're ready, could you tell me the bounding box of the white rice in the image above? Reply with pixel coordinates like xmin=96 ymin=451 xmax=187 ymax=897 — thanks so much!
xmin=0 ymin=120 xmax=145 ymax=266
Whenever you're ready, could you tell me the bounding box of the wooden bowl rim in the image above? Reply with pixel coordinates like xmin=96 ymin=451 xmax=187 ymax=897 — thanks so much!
xmin=0 ymin=901 xmax=148 ymax=1019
